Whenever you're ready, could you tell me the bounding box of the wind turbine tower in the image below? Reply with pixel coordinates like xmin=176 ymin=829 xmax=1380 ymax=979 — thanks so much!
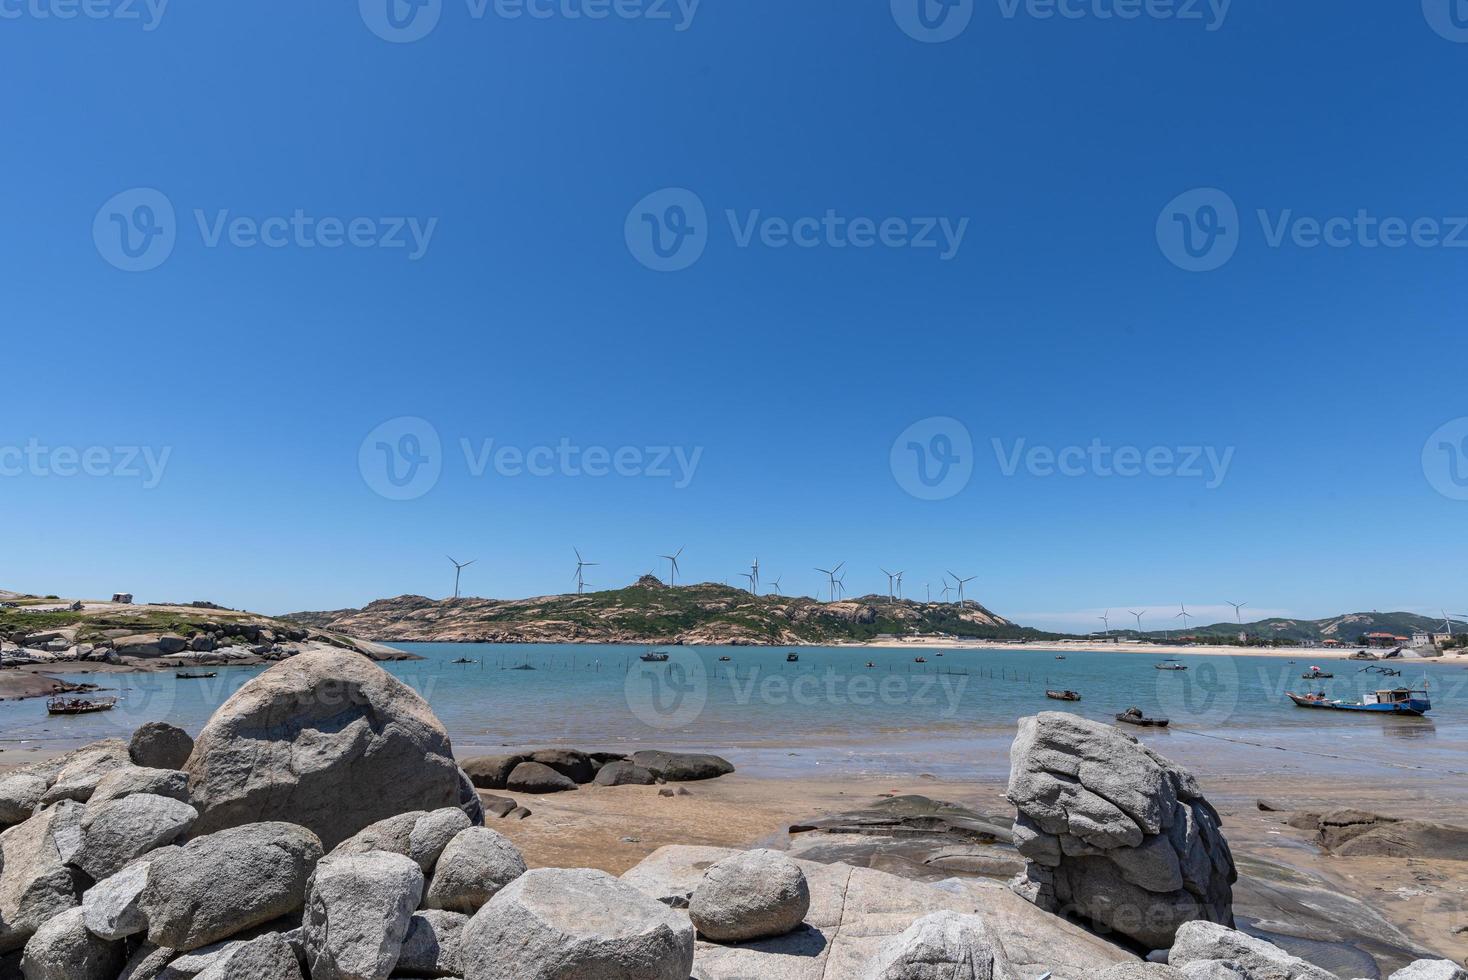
xmin=659 ymin=547 xmax=684 ymax=586
xmin=446 ymin=556 xmax=476 ymax=600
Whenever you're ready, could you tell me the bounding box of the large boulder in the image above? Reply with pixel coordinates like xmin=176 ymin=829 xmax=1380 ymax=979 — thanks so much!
xmin=1006 ymin=712 xmax=1235 ymax=949
xmin=81 ymin=860 xmax=152 ymax=940
xmin=631 ymin=750 xmax=735 ymax=782
xmin=1169 ymin=921 xmax=1336 ymax=980
xmin=17 ymin=906 xmax=125 ymax=980
xmin=138 ymin=821 xmax=324 ymax=951
xmin=688 ymin=849 xmax=810 ymax=943
xmin=332 ymin=807 xmax=471 ymax=872
xmin=129 ymin=722 xmax=195 ymax=770
xmin=304 ymin=851 xmax=423 ymax=980
xmin=86 ymin=766 xmax=190 ymax=808
xmin=461 ymin=868 xmax=695 ymax=980
xmin=506 ymin=761 xmax=578 ymax=794
xmin=461 ymin=754 xmax=527 ymax=791
xmin=183 ymin=649 xmax=473 ymax=848
xmin=193 ymin=931 xmax=304 ymax=980
xmin=424 ymin=827 xmax=527 ymax=913
xmin=73 ymin=792 xmax=198 ymax=880
xmin=39 ymin=739 xmax=132 ymax=803
xmin=0 ymin=773 xmax=47 ymax=826
xmin=593 ymin=761 xmax=658 ymax=787
xmin=397 ymin=910 xmax=468 ymax=977
xmin=0 ymin=801 xmax=85 ymax=953
xmin=862 ymin=910 xmax=1018 ymax=980
xmin=528 ymin=749 xmax=596 ymax=784
xmin=1388 ymin=962 xmax=1468 ymax=980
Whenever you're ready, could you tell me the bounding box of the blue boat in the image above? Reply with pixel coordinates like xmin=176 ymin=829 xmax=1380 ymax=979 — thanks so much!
xmin=1287 ymin=687 xmax=1431 ymax=716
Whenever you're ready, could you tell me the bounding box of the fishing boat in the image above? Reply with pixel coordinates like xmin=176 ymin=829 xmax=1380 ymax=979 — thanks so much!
xmin=450 ymin=658 xmax=477 ymax=665
xmin=1287 ymin=687 xmax=1431 ymax=716
xmin=1154 ymin=663 xmax=1188 ymax=671
xmin=47 ymin=696 xmax=117 ymax=715
xmin=1055 ymin=656 xmax=1066 ymax=660
xmin=174 ymin=671 xmax=217 ymax=680
xmin=786 ymin=652 xmax=799 ymax=662
xmin=640 ymin=651 xmax=670 ymax=663
xmin=1301 ymin=666 xmax=1333 ymax=679
xmin=1046 ymin=690 xmax=1082 ymax=702
xmin=1115 ymin=706 xmax=1169 ymax=727
xmin=865 ymin=661 xmax=876 ymax=668
xmin=914 ymin=657 xmax=927 ymax=663
xmin=718 ymin=656 xmax=731 ymax=662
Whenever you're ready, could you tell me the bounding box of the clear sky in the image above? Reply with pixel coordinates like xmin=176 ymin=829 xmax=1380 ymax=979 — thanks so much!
xmin=3 ymin=1 xmax=1466 ymax=631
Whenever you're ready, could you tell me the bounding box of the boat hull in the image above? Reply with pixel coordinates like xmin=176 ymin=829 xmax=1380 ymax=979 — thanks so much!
xmin=1287 ymin=693 xmax=1430 ymax=716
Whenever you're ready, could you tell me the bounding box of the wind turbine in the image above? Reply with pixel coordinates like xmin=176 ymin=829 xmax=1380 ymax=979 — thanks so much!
xmin=659 ymin=547 xmax=684 ymax=586
xmin=835 ymin=573 xmax=850 ymax=600
xmin=880 ymin=568 xmax=896 ymax=602
xmin=814 ymin=562 xmax=844 ymax=602
xmin=739 ymin=572 xmax=755 ymax=593
xmin=769 ymin=576 xmax=782 ymax=595
xmin=1444 ymin=610 xmax=1456 ymax=637
xmin=1098 ymin=610 xmax=1111 ymax=636
xmin=446 ymin=556 xmax=475 ymax=600
xmin=750 ymin=557 xmax=760 ymax=594
xmin=1130 ymin=610 xmax=1146 ymax=635
xmin=895 ymin=571 xmax=905 ymax=600
xmin=940 ymin=583 xmax=954 ymax=603
xmin=1227 ymin=601 xmax=1247 ymax=624
xmin=572 ymin=548 xmax=598 ymax=596
xmin=1176 ymin=603 xmax=1192 ymax=634
xmin=947 ymin=572 xmax=976 ymax=607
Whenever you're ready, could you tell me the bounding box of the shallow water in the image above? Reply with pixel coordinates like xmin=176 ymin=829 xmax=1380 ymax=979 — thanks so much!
xmin=3 ymin=644 xmax=1464 ymax=780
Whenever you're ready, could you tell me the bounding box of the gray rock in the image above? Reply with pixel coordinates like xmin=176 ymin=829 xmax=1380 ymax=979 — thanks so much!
xmin=331 ymin=808 xmax=471 ymax=873
xmin=139 ymin=821 xmax=324 ymax=951
xmin=192 ymin=931 xmax=303 ymax=980
xmin=40 ymin=739 xmax=132 ymax=803
xmin=81 ymin=860 xmax=153 ymax=940
xmin=183 ymin=649 xmax=471 ymax=848
xmin=1179 ymin=963 xmax=1248 ymax=980
xmin=630 ymin=751 xmax=735 ymax=782
xmin=88 ymin=766 xmax=190 ymax=808
xmin=304 ymin=851 xmax=423 ymax=980
xmin=1006 ymin=712 xmax=1235 ymax=949
xmin=481 ymin=795 xmax=517 ymax=819
xmin=1096 ymin=966 xmax=1188 ymax=979
xmin=118 ymin=942 xmax=174 ymax=980
xmin=861 ymin=909 xmax=1018 ymax=980
xmin=0 ymin=801 xmax=85 ymax=953
xmin=528 ymin=749 xmax=595 ymax=784
xmin=411 ymin=808 xmax=474 ymax=871
xmin=424 ymin=827 xmax=527 ymax=913
xmin=17 ymin=906 xmax=125 ymax=980
xmin=461 ymin=755 xmax=526 ymax=791
xmin=689 ymin=849 xmax=810 ymax=943
xmin=1169 ymin=922 xmax=1337 ymax=980
xmin=0 ymin=774 xmax=47 ymax=826
xmin=1388 ymin=962 xmax=1468 ymax=980
xmin=74 ymin=793 xmax=198 ymax=880
xmin=506 ymin=761 xmax=578 ymax=794
xmin=461 ymin=868 xmax=695 ymax=980
xmin=593 ymin=761 xmax=658 ymax=786
xmin=156 ymin=926 xmax=306 ymax=978
xmin=397 ymin=910 xmax=467 ymax=977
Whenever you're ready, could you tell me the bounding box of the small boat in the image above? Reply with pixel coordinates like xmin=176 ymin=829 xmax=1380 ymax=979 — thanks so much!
xmin=508 ymin=664 xmax=536 ymax=671
xmin=47 ymin=696 xmax=118 ymax=715
xmin=718 ymin=656 xmax=731 ymax=662
xmin=1155 ymin=663 xmax=1188 ymax=671
xmin=936 ymin=653 xmax=944 ymax=657
xmin=1046 ymin=690 xmax=1082 ymax=702
xmin=451 ymin=658 xmax=477 ymax=665
xmin=174 ymin=672 xmax=217 ymax=680
xmin=865 ymin=661 xmax=877 ymax=668
xmin=1287 ymin=687 xmax=1431 ymax=716
xmin=1116 ymin=707 xmax=1169 ymax=727
xmin=914 ymin=657 xmax=927 ymax=664
xmin=640 ymin=651 xmax=670 ymax=663
xmin=1055 ymin=656 xmax=1066 ymax=660
xmin=1301 ymin=669 xmax=1333 ymax=679
xmin=786 ymin=653 xmax=799 ymax=662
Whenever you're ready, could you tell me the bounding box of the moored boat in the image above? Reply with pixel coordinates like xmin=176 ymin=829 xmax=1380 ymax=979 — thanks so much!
xmin=1155 ymin=663 xmax=1187 ymax=671
xmin=1046 ymin=690 xmax=1082 ymax=702
xmin=914 ymin=656 xmax=927 ymax=663
xmin=640 ymin=651 xmax=670 ymax=662
xmin=174 ymin=672 xmax=217 ymax=679
xmin=1116 ymin=706 xmax=1169 ymax=727
xmin=786 ymin=652 xmax=799 ymax=662
xmin=47 ymin=696 xmax=118 ymax=715
xmin=450 ymin=658 xmax=477 ymax=664
xmin=1287 ymin=687 xmax=1431 ymax=716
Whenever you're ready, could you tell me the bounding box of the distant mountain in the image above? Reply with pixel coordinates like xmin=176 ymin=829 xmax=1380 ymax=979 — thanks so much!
xmin=285 ymin=578 xmax=1059 ymax=646
xmin=1129 ymin=611 xmax=1465 ymax=645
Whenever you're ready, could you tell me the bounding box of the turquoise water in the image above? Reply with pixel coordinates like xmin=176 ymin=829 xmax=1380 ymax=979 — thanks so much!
xmin=4 ymin=645 xmax=1465 ymax=779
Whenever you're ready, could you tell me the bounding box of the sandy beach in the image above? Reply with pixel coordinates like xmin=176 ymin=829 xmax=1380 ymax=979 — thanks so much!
xmin=855 ymin=635 xmax=1468 ymax=662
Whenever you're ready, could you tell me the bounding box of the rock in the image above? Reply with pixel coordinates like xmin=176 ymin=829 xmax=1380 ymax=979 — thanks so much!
xmin=397 ymin=910 xmax=467 ymax=977
xmin=130 ymin=723 xmax=195 ymax=770
xmin=1006 ymin=712 xmax=1235 ymax=949
xmin=139 ymin=821 xmax=324 ymax=951
xmin=304 ymin=851 xmax=423 ymax=980
xmin=689 ymin=849 xmax=810 ymax=943
xmin=594 ymin=761 xmax=659 ymax=786
xmin=590 ymin=751 xmax=628 ymax=770
xmin=81 ymin=860 xmax=152 ymax=940
xmin=332 ymin=808 xmax=471 ymax=872
xmin=1317 ymin=809 xmax=1395 ymax=850
xmin=1318 ymin=811 xmax=1468 ymax=861
xmin=461 ymin=755 xmax=526 ymax=791
xmin=481 ymin=795 xmax=517 ymax=819
xmin=1097 ymin=967 xmax=1189 ymax=979
xmin=74 ymin=793 xmax=198 ymax=880
xmin=0 ymin=801 xmax=85 ymax=953
xmin=461 ymin=868 xmax=695 ymax=980
xmin=17 ymin=906 xmax=125 ymax=980
xmin=87 ymin=766 xmax=191 ymax=808
xmin=506 ymin=761 xmax=578 ymax=794
xmin=153 ymin=926 xmax=306 ymax=978
xmin=631 ymin=750 xmax=735 ymax=782
xmin=117 ymin=942 xmax=174 ymax=980
xmin=424 ymin=827 xmax=527 ymax=913
xmin=0 ymin=774 xmax=46 ymax=826
xmin=184 ymin=649 xmax=470 ymax=848
xmin=193 ymin=931 xmax=303 ymax=980
xmin=1169 ymin=921 xmax=1337 ymax=980
xmin=508 ymin=807 xmax=531 ymax=820
xmin=1389 ymin=962 xmax=1468 ymax=980
xmin=861 ymin=909 xmax=1018 ymax=980
xmin=528 ymin=749 xmax=596 ymax=784
xmin=39 ymin=739 xmax=131 ymax=803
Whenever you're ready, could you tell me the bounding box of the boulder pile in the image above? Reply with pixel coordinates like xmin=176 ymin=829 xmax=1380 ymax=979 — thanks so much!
xmin=1006 ymin=711 xmax=1237 ymax=949
xmin=462 ymin=747 xmax=735 ymax=794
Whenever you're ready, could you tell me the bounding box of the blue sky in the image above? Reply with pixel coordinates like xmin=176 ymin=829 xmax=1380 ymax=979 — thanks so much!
xmin=3 ymin=1 xmax=1466 ymax=630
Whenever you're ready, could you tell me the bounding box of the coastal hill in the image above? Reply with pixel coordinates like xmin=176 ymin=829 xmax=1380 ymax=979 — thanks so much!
xmin=285 ymin=577 xmax=1059 ymax=646
xmin=1131 ymin=610 xmax=1465 ymax=645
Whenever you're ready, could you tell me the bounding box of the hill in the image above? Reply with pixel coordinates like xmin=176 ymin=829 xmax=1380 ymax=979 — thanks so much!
xmin=285 ymin=577 xmax=1060 ymax=646
xmin=1127 ymin=611 xmax=1464 ymax=645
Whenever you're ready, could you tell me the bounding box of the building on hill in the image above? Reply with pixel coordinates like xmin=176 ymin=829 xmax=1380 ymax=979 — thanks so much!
xmin=112 ymin=592 xmax=133 ymax=604
xmin=1363 ymin=631 xmax=1409 ymax=648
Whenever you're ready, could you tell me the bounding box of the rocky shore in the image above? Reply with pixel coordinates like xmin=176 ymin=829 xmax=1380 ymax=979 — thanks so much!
xmin=0 ymin=650 xmax=1463 ymax=979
